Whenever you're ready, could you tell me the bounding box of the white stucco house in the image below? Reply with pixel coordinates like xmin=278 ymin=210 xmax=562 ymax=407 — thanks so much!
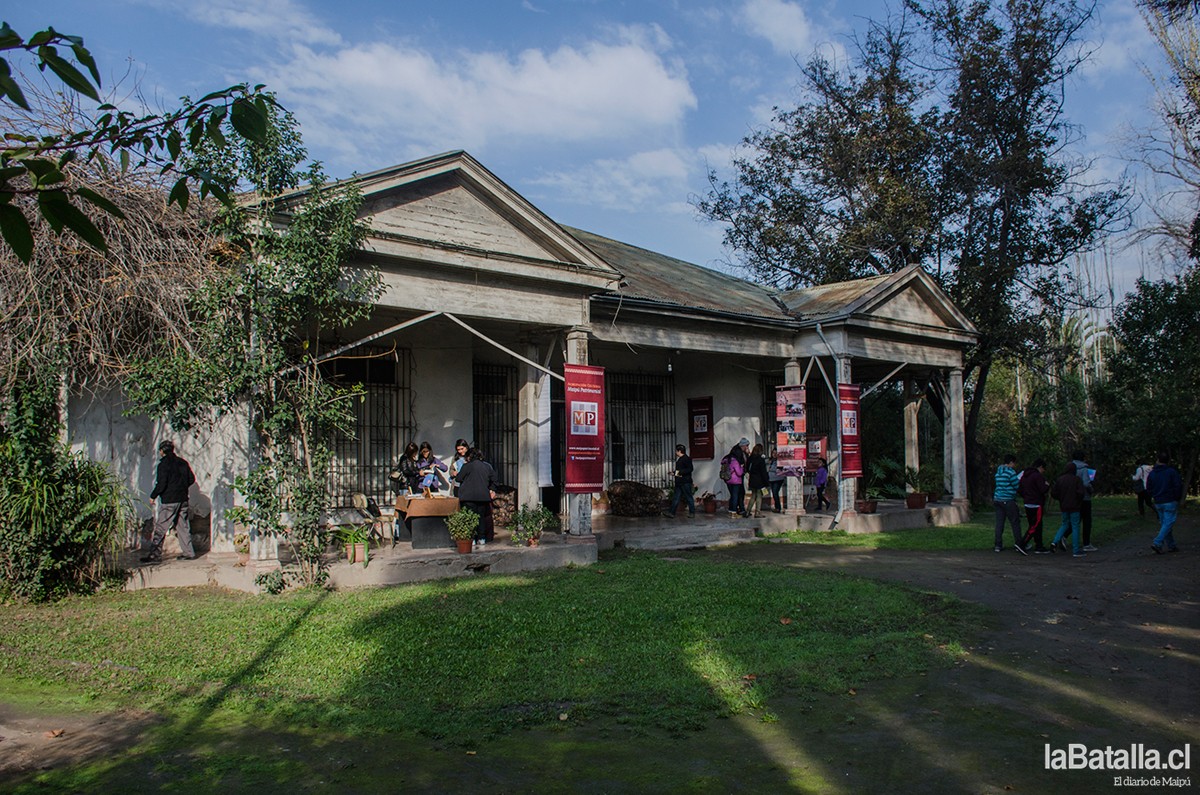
xmin=67 ymin=150 xmax=978 ymax=555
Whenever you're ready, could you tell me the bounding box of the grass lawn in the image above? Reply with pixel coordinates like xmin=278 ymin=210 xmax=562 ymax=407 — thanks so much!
xmin=0 ymin=552 xmax=978 ymax=792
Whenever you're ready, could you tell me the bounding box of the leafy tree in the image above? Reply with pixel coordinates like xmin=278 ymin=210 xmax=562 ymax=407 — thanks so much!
xmin=128 ymin=107 xmax=381 ymax=587
xmin=1093 ymin=268 xmax=1200 ymax=497
xmin=0 ymin=22 xmax=275 ymax=262
xmin=699 ymin=0 xmax=1129 ymax=500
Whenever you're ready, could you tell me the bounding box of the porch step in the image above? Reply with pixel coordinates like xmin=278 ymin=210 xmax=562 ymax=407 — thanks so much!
xmin=616 ymin=525 xmax=759 ymax=551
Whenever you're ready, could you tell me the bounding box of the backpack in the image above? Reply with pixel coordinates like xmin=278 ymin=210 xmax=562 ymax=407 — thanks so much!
xmin=719 ymin=455 xmax=732 ymax=481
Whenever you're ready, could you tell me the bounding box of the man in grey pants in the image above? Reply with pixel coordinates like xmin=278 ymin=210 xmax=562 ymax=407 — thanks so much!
xmin=142 ymin=440 xmax=197 ymax=562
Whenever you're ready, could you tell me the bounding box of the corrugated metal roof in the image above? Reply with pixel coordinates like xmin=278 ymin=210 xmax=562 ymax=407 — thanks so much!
xmin=777 ymin=275 xmax=891 ymax=321
xmin=564 ymin=226 xmax=789 ymax=320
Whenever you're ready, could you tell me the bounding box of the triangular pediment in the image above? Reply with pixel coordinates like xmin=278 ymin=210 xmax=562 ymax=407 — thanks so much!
xmin=847 ymin=266 xmax=977 ymax=335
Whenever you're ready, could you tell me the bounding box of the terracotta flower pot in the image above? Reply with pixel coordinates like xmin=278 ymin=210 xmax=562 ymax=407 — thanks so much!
xmin=456 ymin=538 xmax=473 ymax=554
xmin=527 ymin=537 xmax=540 ymax=547
xmin=856 ymin=499 xmax=878 ymax=514
xmin=703 ymin=498 xmax=717 ymax=514
xmin=905 ymin=493 xmax=928 ymax=509
xmin=345 ymin=542 xmax=367 ymax=564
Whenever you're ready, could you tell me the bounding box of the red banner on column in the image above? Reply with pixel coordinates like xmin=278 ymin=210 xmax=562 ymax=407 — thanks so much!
xmin=838 ymin=383 xmax=862 ymax=477
xmin=774 ymin=385 xmax=807 ymax=476
xmin=564 ymin=364 xmax=606 ymax=493
xmin=687 ymin=397 xmax=714 ymax=460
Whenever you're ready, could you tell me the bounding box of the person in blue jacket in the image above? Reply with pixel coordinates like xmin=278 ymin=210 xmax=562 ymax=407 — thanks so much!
xmin=1147 ymin=452 xmax=1183 ymax=554
xmin=993 ymin=454 xmax=1023 ymax=554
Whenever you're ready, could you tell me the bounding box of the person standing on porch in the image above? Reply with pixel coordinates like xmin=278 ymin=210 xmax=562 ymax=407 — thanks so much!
xmin=813 ymin=457 xmax=831 ymax=511
xmin=746 ymin=444 xmax=769 ymax=518
xmin=767 ymin=448 xmax=786 ymax=513
xmin=142 ymin=440 xmax=196 ymax=562
xmin=456 ymin=448 xmax=497 ymax=547
xmin=992 ymin=454 xmax=1023 ymax=554
xmin=663 ymin=444 xmax=695 ymax=518
xmin=723 ymin=439 xmax=749 ymax=517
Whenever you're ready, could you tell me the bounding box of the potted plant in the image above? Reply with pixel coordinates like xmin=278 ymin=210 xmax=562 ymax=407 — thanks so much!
xmin=919 ymin=464 xmax=944 ymax=502
xmin=334 ymin=524 xmax=371 ymax=566
xmin=699 ymin=491 xmax=718 ymax=514
xmin=446 ymin=507 xmax=480 ymax=553
xmin=902 ymin=467 xmax=928 ymax=509
xmin=509 ymin=503 xmax=556 ymax=546
xmin=856 ymin=486 xmax=881 ymax=514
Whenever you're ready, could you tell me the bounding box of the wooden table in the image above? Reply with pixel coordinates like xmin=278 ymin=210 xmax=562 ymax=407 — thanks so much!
xmin=394 ymin=495 xmax=460 ymax=549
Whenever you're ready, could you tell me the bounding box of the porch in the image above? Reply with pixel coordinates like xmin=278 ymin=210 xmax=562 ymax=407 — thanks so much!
xmin=120 ymin=499 xmax=969 ymax=594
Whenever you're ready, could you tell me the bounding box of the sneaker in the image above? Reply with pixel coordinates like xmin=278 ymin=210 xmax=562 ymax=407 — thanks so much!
xmin=1034 ymin=547 xmax=1051 ymax=555
xmin=661 ymin=511 xmax=674 ymax=518
xmin=994 ymin=545 xmax=1002 ymax=553
xmin=1073 ymin=551 xmax=1086 ymax=558
xmin=176 ymin=554 xmax=196 ymax=561
xmin=687 ymin=512 xmax=695 ymax=518
xmin=139 ymin=553 xmax=161 ymax=563
xmin=1014 ymin=543 xmax=1028 ymax=556
xmin=1083 ymin=544 xmax=1099 ymax=552
xmin=1151 ymin=544 xmax=1163 ymax=554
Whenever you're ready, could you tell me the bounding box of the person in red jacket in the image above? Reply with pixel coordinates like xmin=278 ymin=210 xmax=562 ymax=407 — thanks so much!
xmin=1017 ymin=458 xmax=1052 ymax=553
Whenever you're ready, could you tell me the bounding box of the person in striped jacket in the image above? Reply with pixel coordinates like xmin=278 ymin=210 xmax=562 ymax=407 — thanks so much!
xmin=993 ymin=454 xmax=1024 ymax=554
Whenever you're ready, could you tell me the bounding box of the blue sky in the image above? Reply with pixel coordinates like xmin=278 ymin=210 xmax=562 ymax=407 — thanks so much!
xmin=6 ymin=0 xmax=1168 ymax=297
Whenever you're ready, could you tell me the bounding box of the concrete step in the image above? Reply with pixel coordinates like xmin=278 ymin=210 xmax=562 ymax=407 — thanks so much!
xmin=618 ymin=525 xmax=758 ymax=551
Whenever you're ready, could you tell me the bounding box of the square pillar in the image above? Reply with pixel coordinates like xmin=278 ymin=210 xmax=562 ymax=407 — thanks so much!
xmin=784 ymin=358 xmax=805 ymax=515
xmin=904 ymin=379 xmax=920 ymax=492
xmin=836 ymin=355 xmax=857 ymax=514
xmin=947 ymin=368 xmax=968 ymax=506
xmin=517 ymin=343 xmax=540 ymax=511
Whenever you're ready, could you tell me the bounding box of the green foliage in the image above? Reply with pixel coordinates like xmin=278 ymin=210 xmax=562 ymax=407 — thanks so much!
xmin=905 ymin=464 xmax=944 ymax=494
xmin=446 ymin=507 xmax=480 ymax=541
xmin=864 ymin=456 xmax=906 ymax=500
xmin=0 ymin=23 xmax=277 ymax=262
xmin=0 ymin=375 xmax=129 ymax=601
xmin=0 ymin=555 xmax=973 ymax=743
xmin=508 ymin=503 xmax=557 ymax=544
xmin=1094 ymin=269 xmax=1200 ymax=494
xmin=127 ymin=106 xmax=381 ymax=590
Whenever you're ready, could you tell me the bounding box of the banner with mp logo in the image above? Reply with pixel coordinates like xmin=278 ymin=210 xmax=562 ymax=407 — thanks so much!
xmin=564 ymin=363 xmax=606 ymax=493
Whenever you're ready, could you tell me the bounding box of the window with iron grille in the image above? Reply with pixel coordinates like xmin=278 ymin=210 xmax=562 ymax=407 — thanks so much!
xmin=760 ymin=372 xmax=784 ymax=448
xmin=607 ymin=372 xmax=676 ymax=489
xmin=473 ymin=362 xmax=518 ymax=487
xmin=323 ymin=348 xmax=414 ymax=508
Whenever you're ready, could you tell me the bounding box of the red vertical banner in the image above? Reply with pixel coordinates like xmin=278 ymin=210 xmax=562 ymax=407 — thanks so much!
xmin=774 ymin=385 xmax=807 ymax=476
xmin=564 ymin=364 xmax=606 ymax=493
xmin=838 ymin=383 xmax=863 ymax=478
xmin=687 ymin=397 xmax=714 ymax=460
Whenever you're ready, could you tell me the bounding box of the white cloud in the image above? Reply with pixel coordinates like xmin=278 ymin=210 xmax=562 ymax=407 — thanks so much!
xmin=178 ymin=0 xmax=343 ymax=47
xmin=252 ymin=24 xmax=696 ymax=168
xmin=529 ymin=148 xmax=696 ymax=211
xmin=739 ymin=0 xmax=819 ymax=58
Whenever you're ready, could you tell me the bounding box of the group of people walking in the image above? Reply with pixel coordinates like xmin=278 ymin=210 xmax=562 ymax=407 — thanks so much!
xmin=993 ymin=450 xmax=1183 ymax=557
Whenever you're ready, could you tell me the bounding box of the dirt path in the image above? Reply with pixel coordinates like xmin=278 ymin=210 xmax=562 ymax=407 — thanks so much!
xmin=2 ymin=516 xmax=1196 ymax=792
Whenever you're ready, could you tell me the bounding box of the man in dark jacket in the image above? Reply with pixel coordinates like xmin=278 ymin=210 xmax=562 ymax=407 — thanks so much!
xmin=663 ymin=444 xmax=695 ymax=518
xmin=1018 ymin=458 xmax=1052 ymax=553
xmin=143 ymin=440 xmax=197 ymax=562
xmin=455 ymin=448 xmax=498 ymax=546
xmin=1049 ymin=462 xmax=1086 ymax=557
xmin=1147 ymin=452 xmax=1183 ymax=554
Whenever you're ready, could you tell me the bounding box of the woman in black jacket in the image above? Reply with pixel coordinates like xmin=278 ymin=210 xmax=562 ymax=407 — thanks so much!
xmin=746 ymin=444 xmax=769 ymax=518
xmin=455 ymin=448 xmax=498 ymax=545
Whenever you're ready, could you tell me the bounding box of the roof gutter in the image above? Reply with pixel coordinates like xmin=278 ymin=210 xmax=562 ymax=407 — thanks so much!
xmin=590 ymin=294 xmax=799 ymax=330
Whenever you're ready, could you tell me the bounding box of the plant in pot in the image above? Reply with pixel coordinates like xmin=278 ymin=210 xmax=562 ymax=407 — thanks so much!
xmin=903 ymin=467 xmax=928 ymax=509
xmin=446 ymin=507 xmax=480 ymax=553
xmin=334 ymin=523 xmax=371 ymax=566
xmin=510 ymin=503 xmax=556 ymax=546
xmin=916 ymin=464 xmax=944 ymax=503
xmin=699 ymin=491 xmax=718 ymax=514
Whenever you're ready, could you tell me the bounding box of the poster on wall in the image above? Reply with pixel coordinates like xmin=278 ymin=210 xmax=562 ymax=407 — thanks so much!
xmin=774 ymin=385 xmax=807 ymax=476
xmin=564 ymin=364 xmax=606 ymax=493
xmin=687 ymin=397 xmax=714 ymax=460
xmin=806 ymin=436 xmax=827 ymax=472
xmin=838 ymin=383 xmax=863 ymax=477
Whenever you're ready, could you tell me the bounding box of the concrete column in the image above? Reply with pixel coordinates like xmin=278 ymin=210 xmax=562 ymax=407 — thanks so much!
xmin=517 ymin=343 xmax=540 ymax=510
xmin=784 ymin=358 xmax=805 ymax=515
xmin=947 ymin=368 xmax=968 ymax=506
xmin=942 ymin=378 xmax=954 ymax=496
xmin=836 ymin=355 xmax=857 ymax=514
xmin=565 ymin=327 xmax=592 ymax=536
xmin=904 ymin=379 xmax=920 ymax=492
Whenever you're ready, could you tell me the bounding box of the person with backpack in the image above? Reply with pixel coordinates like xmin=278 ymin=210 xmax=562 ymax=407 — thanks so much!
xmin=1071 ymin=450 xmax=1098 ymax=551
xmin=721 ymin=438 xmax=750 ymax=517
xmin=1017 ymin=458 xmax=1052 ymax=553
xmin=746 ymin=444 xmax=769 ymax=518
xmin=1050 ymin=462 xmax=1087 ymax=557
